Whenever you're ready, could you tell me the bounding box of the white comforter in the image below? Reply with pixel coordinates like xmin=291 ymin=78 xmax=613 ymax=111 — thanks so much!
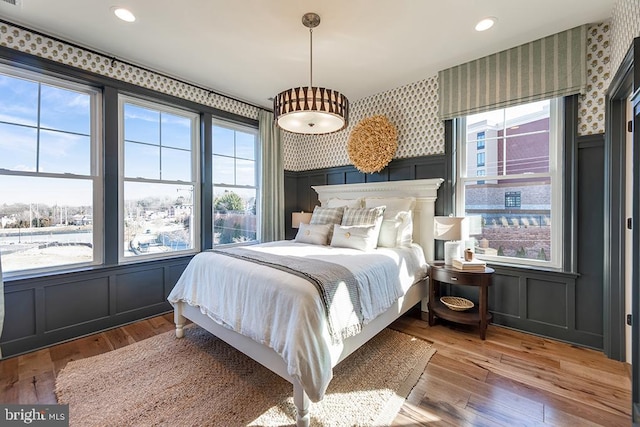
xmin=167 ymin=241 xmax=427 ymax=401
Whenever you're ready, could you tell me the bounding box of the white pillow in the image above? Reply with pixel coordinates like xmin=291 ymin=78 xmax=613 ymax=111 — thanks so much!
xmin=365 ymin=197 xmax=415 ymax=219
xmin=377 ymin=211 xmax=413 ymax=247
xmin=294 ymin=223 xmax=332 ymax=245
xmin=377 ymin=218 xmax=402 ymax=247
xmin=341 ymin=206 xmax=385 ymax=248
xmin=324 ymin=198 xmax=362 ymax=208
xmin=330 ymin=224 xmax=378 ymax=251
xmin=396 ymin=211 xmax=413 ymax=246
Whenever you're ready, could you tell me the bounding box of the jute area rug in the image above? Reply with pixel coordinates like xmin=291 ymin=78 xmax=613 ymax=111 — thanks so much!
xmin=55 ymin=325 xmax=435 ymax=426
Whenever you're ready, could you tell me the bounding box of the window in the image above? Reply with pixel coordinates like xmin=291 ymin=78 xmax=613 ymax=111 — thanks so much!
xmin=477 ymin=131 xmax=485 ymax=150
xmin=456 ymin=98 xmax=562 ymax=267
xmin=212 ymin=121 xmax=259 ymax=245
xmin=119 ymin=96 xmax=199 ymax=260
xmin=505 ymin=192 xmax=521 ymax=208
xmin=0 ymin=65 xmax=102 ymax=275
xmin=477 ymin=152 xmax=486 ymax=167
xmin=476 ymin=169 xmax=486 ymax=185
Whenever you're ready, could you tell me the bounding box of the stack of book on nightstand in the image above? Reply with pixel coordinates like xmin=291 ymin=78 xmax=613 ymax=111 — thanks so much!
xmin=451 ymin=257 xmax=486 ymax=271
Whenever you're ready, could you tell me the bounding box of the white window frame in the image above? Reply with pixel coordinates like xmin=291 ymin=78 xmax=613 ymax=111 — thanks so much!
xmin=455 ymin=98 xmax=564 ymax=269
xmin=0 ymin=63 xmax=103 ymax=277
xmin=118 ymin=95 xmax=200 ymax=262
xmin=212 ymin=119 xmax=260 ymax=246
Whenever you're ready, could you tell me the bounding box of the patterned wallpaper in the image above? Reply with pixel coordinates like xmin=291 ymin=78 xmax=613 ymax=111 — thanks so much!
xmin=0 ymin=21 xmax=260 ymax=120
xmin=285 ymin=19 xmax=620 ymax=170
xmin=1 ymin=8 xmax=633 ymax=171
xmin=578 ymin=22 xmax=611 ymax=136
xmin=610 ymin=0 xmax=640 ymax=77
xmin=283 ymin=76 xmax=445 ymax=171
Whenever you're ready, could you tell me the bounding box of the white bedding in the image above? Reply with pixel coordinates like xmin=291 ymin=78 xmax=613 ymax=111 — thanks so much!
xmin=167 ymin=241 xmax=427 ymax=402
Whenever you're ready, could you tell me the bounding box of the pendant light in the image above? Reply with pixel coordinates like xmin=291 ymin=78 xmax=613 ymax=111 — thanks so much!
xmin=273 ymin=13 xmax=349 ymax=134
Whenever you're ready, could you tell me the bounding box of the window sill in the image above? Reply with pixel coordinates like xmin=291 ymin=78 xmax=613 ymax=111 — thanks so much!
xmin=3 ymin=253 xmax=197 ymax=285
xmin=211 ymin=240 xmax=260 ymax=249
xmin=485 ymin=261 xmax=579 ymax=279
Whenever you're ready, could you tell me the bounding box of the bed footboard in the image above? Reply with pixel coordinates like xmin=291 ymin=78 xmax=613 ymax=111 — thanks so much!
xmin=172 ymin=301 xmax=312 ymax=425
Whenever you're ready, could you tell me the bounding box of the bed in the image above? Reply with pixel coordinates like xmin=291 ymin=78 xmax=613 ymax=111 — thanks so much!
xmin=168 ymin=178 xmax=443 ymax=426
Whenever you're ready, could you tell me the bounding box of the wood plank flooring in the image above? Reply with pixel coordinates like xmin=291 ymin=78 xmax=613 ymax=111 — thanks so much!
xmin=391 ymin=315 xmax=632 ymax=426
xmin=0 ymin=312 xmax=631 ymax=426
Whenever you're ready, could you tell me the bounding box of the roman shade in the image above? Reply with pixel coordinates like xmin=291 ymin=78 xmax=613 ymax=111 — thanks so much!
xmin=438 ymin=25 xmax=587 ymax=120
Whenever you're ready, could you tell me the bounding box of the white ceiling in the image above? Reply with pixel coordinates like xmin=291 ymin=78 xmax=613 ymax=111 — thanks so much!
xmin=0 ymin=0 xmax=614 ymax=109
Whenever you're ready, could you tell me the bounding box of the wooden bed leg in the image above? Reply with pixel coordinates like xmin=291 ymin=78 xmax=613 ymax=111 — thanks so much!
xmin=293 ymin=381 xmax=310 ymax=427
xmin=174 ymin=304 xmax=186 ymax=339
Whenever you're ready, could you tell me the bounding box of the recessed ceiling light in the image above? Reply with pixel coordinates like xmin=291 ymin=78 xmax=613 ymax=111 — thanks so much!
xmin=475 ymin=17 xmax=496 ymax=32
xmin=113 ymin=7 xmax=136 ymax=23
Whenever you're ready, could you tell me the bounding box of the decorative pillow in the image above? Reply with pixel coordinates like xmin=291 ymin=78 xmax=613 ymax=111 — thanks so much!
xmin=330 ymin=224 xmax=378 ymax=251
xmin=294 ymin=223 xmax=332 ymax=245
xmin=377 ymin=218 xmax=402 ymax=247
xmin=377 ymin=211 xmax=412 ymax=247
xmin=365 ymin=198 xmax=415 ymax=246
xmin=341 ymin=206 xmax=386 ymax=227
xmin=310 ymin=206 xmax=344 ymax=242
xmin=324 ymin=198 xmax=362 ymax=208
xmin=364 ymin=197 xmax=415 ymax=219
xmin=310 ymin=206 xmax=344 ymax=225
xmin=396 ymin=211 xmax=413 ymax=246
xmin=341 ymin=206 xmax=385 ymax=248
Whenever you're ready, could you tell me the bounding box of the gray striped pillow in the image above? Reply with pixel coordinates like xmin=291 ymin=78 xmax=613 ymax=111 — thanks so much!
xmin=310 ymin=206 xmax=344 ymax=243
xmin=341 ymin=206 xmax=386 ymax=248
xmin=341 ymin=206 xmax=386 ymax=227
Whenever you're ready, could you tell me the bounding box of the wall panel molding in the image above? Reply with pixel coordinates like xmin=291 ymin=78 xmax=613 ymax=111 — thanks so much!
xmin=284 ymin=155 xmax=448 ymax=240
xmin=0 ymin=257 xmax=191 ymax=357
xmin=286 ymin=138 xmax=605 ymax=350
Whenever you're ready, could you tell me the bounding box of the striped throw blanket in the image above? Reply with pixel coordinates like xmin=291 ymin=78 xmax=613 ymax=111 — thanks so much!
xmin=209 ymin=247 xmax=364 ymax=343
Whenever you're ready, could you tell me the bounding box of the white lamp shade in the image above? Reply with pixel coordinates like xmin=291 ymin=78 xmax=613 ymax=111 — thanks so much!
xmin=433 ymin=216 xmax=466 ymax=241
xmin=434 ymin=216 xmax=469 ymax=265
xmin=292 ymin=212 xmax=313 ymax=228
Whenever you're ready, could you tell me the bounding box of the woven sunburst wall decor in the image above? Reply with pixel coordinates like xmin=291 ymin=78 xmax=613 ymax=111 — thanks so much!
xmin=347 ymin=115 xmax=398 ymax=173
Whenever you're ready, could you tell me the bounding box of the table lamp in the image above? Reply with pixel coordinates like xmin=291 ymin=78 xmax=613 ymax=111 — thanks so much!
xmin=434 ymin=216 xmax=467 ymax=265
xmin=292 ymin=211 xmax=313 ymax=228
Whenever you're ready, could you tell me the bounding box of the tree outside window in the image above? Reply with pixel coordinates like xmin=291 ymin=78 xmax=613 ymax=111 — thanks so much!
xmin=212 ymin=121 xmax=259 ymax=245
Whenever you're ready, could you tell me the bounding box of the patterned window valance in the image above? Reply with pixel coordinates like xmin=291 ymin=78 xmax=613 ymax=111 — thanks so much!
xmin=438 ymin=25 xmax=587 ymax=120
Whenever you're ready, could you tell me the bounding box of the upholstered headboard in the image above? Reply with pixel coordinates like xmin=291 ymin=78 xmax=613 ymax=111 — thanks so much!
xmin=312 ymin=178 xmax=444 ymax=262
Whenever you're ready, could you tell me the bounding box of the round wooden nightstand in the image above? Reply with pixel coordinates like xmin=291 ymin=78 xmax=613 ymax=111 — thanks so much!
xmin=427 ymin=261 xmax=494 ymax=340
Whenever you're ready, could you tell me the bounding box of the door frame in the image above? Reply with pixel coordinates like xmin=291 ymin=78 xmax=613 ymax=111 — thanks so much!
xmin=606 ymin=36 xmax=639 ymax=423
xmin=605 ymin=39 xmax=634 ymax=362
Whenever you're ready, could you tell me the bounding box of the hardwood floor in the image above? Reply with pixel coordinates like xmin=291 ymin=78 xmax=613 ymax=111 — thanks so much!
xmin=391 ymin=315 xmax=632 ymax=426
xmin=0 ymin=312 xmax=631 ymax=426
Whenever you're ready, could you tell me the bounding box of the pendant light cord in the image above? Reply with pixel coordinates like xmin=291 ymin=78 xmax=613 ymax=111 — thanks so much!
xmin=309 ymin=28 xmax=313 ymax=88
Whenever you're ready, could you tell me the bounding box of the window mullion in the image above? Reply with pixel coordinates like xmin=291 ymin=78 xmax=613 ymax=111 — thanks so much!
xmin=36 ymin=83 xmax=42 ymax=173
xmin=158 ymin=112 xmax=163 ymax=180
